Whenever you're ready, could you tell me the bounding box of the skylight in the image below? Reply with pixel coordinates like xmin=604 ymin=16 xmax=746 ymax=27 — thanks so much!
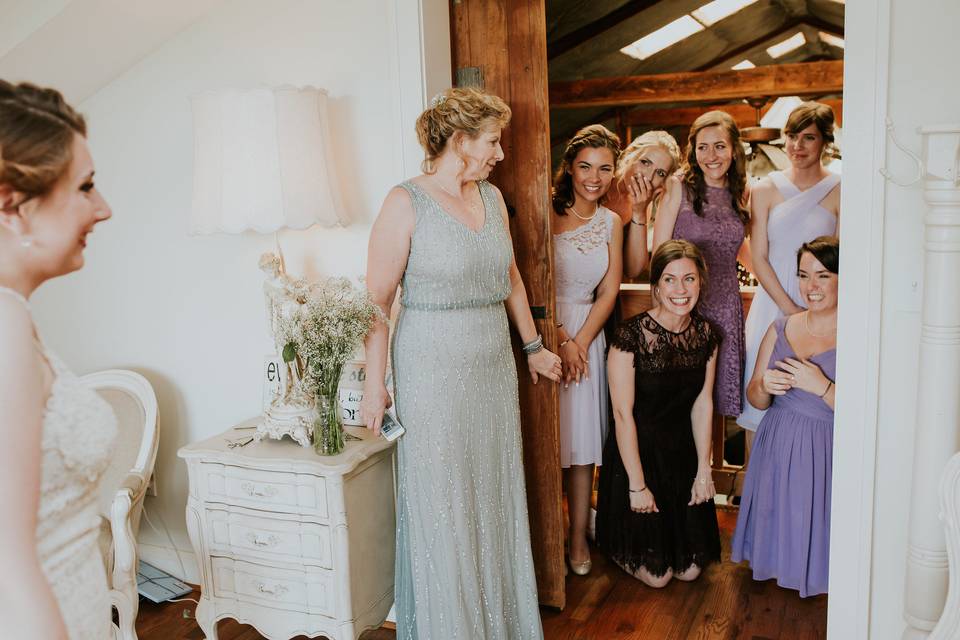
xmin=691 ymin=0 xmax=760 ymax=26
xmin=731 ymin=59 xmax=756 ymax=70
xmin=819 ymin=32 xmax=845 ymax=49
xmin=766 ymin=32 xmax=806 ymax=59
xmin=620 ymin=15 xmax=705 ymax=60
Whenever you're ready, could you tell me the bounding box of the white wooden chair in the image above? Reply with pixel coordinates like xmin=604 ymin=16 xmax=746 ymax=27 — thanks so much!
xmin=931 ymin=452 xmax=960 ymax=639
xmin=83 ymin=370 xmax=159 ymax=640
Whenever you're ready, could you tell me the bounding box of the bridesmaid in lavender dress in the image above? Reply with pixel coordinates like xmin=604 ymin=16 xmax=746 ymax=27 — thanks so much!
xmin=738 ymin=102 xmax=840 ymax=434
xmin=652 ymin=111 xmax=750 ymax=417
xmin=732 ymin=236 xmax=839 ymax=597
xmin=550 ymin=125 xmax=623 ymax=576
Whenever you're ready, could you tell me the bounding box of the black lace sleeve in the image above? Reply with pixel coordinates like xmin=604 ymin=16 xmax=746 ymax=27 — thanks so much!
xmin=609 ymin=314 xmax=645 ymax=356
xmin=693 ymin=313 xmax=721 ymax=358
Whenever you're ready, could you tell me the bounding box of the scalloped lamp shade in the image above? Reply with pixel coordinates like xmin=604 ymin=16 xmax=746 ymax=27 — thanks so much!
xmin=190 ymin=86 xmax=348 ymax=234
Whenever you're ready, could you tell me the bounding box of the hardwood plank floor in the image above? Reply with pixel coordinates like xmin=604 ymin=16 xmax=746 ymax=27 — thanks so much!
xmin=136 ymin=509 xmax=826 ymax=640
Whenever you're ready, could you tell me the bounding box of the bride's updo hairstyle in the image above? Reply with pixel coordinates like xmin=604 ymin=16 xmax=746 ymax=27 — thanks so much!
xmin=0 ymin=80 xmax=87 ymax=204
xmin=414 ymin=87 xmax=511 ymax=174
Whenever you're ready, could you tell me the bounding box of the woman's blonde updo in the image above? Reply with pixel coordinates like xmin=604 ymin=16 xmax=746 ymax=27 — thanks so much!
xmin=0 ymin=80 xmax=87 ymax=204
xmin=415 ymin=87 xmax=511 ymax=173
xmin=616 ymin=130 xmax=681 ymax=182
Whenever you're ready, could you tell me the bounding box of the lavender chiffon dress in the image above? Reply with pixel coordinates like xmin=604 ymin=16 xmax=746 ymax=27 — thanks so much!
xmin=672 ymin=184 xmax=745 ymax=416
xmin=737 ymin=171 xmax=839 ymax=431
xmin=731 ymin=315 xmax=835 ymax=597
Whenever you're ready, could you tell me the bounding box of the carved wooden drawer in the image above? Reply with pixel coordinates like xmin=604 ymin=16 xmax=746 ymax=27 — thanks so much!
xmin=197 ymin=462 xmax=328 ymax=518
xmin=210 ymin=556 xmax=335 ymax=615
xmin=180 ymin=420 xmax=397 ymax=639
xmin=205 ymin=505 xmax=333 ymax=568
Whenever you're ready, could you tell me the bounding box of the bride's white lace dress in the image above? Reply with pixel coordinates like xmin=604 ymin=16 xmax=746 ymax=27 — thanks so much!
xmin=3 ymin=288 xmax=117 ymax=638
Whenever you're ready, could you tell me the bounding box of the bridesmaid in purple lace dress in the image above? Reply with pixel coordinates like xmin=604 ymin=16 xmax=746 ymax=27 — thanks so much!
xmin=732 ymin=236 xmax=838 ymax=597
xmin=652 ymin=111 xmax=750 ymax=416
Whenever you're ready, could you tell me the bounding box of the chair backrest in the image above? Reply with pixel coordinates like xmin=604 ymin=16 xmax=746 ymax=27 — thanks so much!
xmin=82 ymin=370 xmax=159 ymax=518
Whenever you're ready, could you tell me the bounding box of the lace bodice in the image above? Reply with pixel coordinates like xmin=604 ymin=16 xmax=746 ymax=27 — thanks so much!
xmin=554 ymin=207 xmax=616 ymax=304
xmin=609 ymin=311 xmax=718 ymax=374
xmin=1 ymin=287 xmax=117 ymax=638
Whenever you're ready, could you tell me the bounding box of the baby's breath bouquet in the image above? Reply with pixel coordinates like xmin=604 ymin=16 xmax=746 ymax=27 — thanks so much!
xmin=281 ymin=276 xmax=381 ymax=455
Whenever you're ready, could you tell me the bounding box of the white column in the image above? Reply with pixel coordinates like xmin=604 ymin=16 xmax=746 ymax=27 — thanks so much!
xmin=903 ymin=125 xmax=960 ymax=639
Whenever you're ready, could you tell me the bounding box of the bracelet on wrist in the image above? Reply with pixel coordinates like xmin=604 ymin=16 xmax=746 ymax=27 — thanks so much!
xmin=819 ymin=380 xmax=833 ymax=398
xmin=522 ymin=334 xmax=544 ymax=355
xmin=630 ymin=217 xmax=647 ymax=226
xmin=628 ymin=485 xmax=647 ymax=494
xmin=556 ymin=321 xmax=564 ymax=329
xmin=559 ymin=339 xmax=571 ymax=348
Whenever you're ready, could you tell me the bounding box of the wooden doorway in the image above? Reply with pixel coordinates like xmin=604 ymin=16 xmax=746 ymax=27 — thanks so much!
xmin=450 ymin=0 xmax=566 ymax=609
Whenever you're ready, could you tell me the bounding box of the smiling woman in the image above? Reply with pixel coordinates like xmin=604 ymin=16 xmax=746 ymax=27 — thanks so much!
xmin=732 ymin=235 xmax=839 ymax=598
xmin=0 ymin=79 xmax=117 ymax=640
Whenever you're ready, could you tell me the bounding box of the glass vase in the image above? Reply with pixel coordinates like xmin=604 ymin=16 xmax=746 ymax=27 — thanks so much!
xmin=312 ymin=369 xmax=345 ymax=455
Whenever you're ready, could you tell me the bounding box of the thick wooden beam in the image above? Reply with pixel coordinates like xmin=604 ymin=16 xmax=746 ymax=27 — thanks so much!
xmin=452 ymin=0 xmax=566 ymax=610
xmin=626 ymin=97 xmax=843 ymax=128
xmin=547 ymin=0 xmax=660 ymax=60
xmin=549 ymin=59 xmax=843 ymax=109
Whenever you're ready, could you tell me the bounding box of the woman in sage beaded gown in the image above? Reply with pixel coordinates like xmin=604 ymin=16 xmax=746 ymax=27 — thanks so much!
xmin=652 ymin=111 xmax=751 ymax=418
xmin=0 ymin=81 xmax=116 ymax=639
xmin=361 ymin=87 xmax=561 ymax=640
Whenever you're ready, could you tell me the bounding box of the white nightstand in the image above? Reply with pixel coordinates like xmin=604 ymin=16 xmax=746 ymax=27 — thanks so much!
xmin=178 ymin=418 xmax=396 ymax=639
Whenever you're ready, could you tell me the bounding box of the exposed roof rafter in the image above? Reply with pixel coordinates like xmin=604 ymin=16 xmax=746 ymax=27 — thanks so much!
xmin=549 ymin=59 xmax=844 ymax=109
xmin=547 ymin=1 xmax=661 ymax=60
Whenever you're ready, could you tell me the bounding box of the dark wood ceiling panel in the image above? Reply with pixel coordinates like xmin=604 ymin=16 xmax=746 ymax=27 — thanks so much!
xmin=550 ymin=60 xmax=844 ymax=108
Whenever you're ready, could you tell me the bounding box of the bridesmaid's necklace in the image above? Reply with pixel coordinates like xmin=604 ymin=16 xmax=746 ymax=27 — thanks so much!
xmin=568 ymin=203 xmax=598 ymax=221
xmin=804 ymin=311 xmax=835 ymax=338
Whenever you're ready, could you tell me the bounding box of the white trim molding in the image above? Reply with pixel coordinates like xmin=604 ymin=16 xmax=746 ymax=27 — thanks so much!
xmin=828 ymin=0 xmax=891 ymax=638
xmin=903 ymin=125 xmax=960 ymax=639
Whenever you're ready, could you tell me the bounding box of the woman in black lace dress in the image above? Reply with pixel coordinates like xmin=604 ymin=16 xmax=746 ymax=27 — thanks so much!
xmin=596 ymin=239 xmax=721 ymax=588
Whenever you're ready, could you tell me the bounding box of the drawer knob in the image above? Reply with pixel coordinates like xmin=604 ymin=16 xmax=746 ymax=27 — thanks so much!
xmin=256 ymin=582 xmax=288 ymax=597
xmin=240 ymin=482 xmax=278 ymax=498
xmin=246 ymin=532 xmax=280 ymax=548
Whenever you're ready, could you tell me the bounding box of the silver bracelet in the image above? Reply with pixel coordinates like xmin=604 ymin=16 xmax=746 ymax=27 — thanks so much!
xmin=522 ymin=334 xmax=544 ymax=355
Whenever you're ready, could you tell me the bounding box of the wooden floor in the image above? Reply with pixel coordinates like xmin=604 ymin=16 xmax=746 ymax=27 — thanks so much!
xmin=136 ymin=510 xmax=825 ymax=640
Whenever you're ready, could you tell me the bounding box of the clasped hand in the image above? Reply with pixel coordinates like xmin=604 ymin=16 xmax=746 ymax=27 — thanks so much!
xmin=527 ymin=348 xmax=562 ymax=384
xmin=560 ymin=339 xmax=588 ymax=386
xmin=762 ymin=357 xmax=828 ymax=396
xmin=689 ymin=473 xmax=716 ymax=506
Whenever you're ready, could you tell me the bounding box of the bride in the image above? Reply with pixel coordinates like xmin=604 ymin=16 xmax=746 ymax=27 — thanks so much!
xmin=0 ymin=80 xmax=116 ymax=639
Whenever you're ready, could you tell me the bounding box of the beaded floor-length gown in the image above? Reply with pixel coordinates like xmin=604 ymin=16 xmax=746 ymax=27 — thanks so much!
xmin=390 ymin=181 xmax=543 ymax=640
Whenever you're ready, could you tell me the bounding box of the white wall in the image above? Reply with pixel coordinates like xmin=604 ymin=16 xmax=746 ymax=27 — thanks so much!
xmin=28 ymin=0 xmax=449 ymax=581
xmin=868 ymin=0 xmax=960 ymax=636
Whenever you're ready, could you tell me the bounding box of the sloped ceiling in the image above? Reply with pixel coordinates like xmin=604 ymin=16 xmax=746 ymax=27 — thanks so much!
xmin=0 ymin=0 xmax=226 ymax=104
xmin=546 ymin=0 xmax=845 ymax=151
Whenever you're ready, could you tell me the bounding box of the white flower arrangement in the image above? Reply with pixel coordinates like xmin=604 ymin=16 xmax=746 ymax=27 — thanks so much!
xmin=260 ymin=252 xmax=382 ymax=454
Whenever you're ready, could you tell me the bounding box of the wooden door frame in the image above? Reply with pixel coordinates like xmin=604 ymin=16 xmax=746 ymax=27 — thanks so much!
xmin=449 ymin=0 xmax=566 ymax=609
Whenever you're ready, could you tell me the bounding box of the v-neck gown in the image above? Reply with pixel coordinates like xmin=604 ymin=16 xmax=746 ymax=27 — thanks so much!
xmin=738 ymin=171 xmax=839 ymax=431
xmin=390 ymin=181 xmax=543 ymax=640
xmin=731 ymin=315 xmax=835 ymax=597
